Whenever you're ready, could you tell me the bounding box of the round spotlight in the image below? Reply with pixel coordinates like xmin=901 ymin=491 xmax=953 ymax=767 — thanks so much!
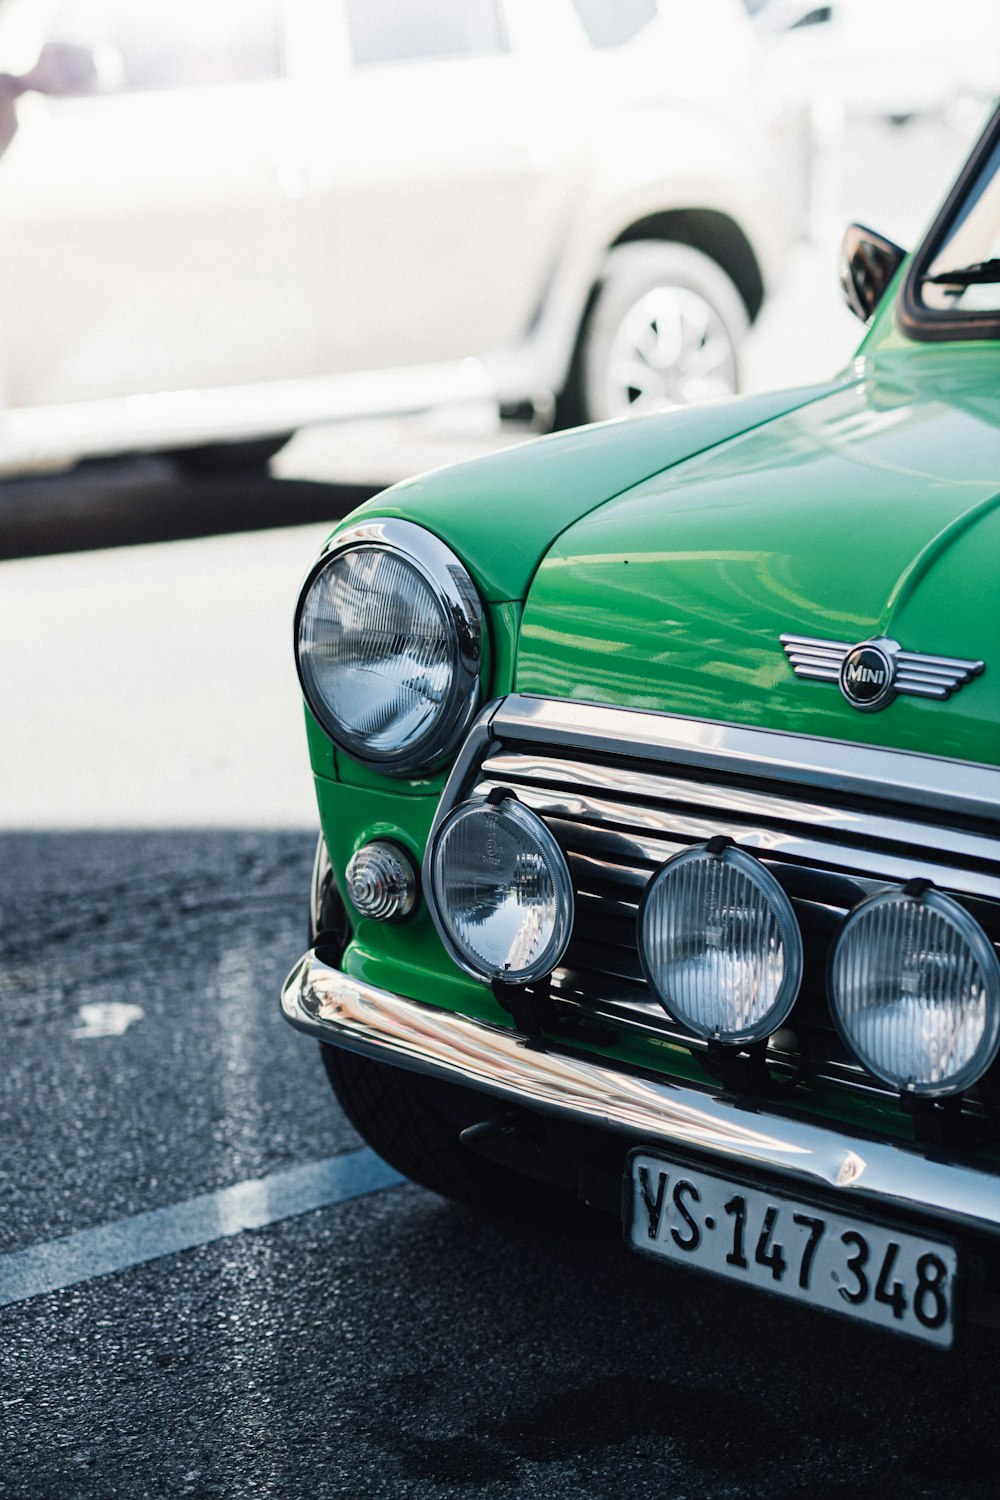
xmin=430 ymin=796 xmax=573 ymax=984
xmin=829 ymin=886 xmax=1000 ymax=1097
xmin=639 ymin=843 xmax=802 ymax=1045
xmin=346 ymin=841 xmax=418 ymax=923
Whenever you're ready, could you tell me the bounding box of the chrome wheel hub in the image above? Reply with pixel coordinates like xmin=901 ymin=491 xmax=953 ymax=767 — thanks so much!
xmin=604 ymin=286 xmax=738 ymax=414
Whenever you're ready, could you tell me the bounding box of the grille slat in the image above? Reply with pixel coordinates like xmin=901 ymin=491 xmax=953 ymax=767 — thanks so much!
xmin=566 ymin=850 xmax=648 ymax=902
xmin=574 ymin=888 xmax=640 ymax=936
xmin=481 ymin=749 xmax=1000 ymax=870
xmin=474 ymin=773 xmax=1000 ymax=904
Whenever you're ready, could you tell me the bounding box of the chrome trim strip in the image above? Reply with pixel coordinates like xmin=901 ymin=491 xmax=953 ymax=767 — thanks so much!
xmin=472 ymin=773 xmax=1000 ymax=902
xmin=490 ymin=695 xmax=1000 ymax=824
xmin=282 ymin=954 xmax=1000 ymax=1237
xmin=477 ymin=748 xmax=1000 ymax=869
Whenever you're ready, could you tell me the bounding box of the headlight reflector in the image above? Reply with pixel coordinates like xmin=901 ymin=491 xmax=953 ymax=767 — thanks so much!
xmin=295 ymin=520 xmax=482 ymax=774
xmin=829 ymin=887 xmax=1000 ymax=1097
xmin=639 ymin=843 xmax=802 ymax=1045
xmin=430 ymin=797 xmax=573 ymax=984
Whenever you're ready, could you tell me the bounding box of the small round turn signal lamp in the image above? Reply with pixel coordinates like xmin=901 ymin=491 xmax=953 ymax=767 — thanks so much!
xmin=345 ymin=841 xmax=418 ymax=923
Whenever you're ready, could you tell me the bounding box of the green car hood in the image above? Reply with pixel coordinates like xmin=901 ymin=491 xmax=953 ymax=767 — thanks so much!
xmin=516 ymin=350 xmax=1000 ymax=766
xmin=346 ymin=384 xmax=847 ymax=603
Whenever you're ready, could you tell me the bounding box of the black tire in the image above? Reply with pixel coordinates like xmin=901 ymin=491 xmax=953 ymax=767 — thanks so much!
xmin=168 ymin=433 xmax=293 ymax=475
xmin=567 ymin=241 xmax=749 ymax=425
xmin=320 ymin=1043 xmax=583 ymax=1221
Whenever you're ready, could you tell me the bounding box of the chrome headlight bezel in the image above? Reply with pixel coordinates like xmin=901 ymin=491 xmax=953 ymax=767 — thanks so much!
xmin=294 ymin=518 xmax=484 ymax=777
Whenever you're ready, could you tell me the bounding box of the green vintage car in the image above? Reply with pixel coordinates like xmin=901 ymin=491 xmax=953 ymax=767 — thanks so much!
xmin=282 ymin=106 xmax=1000 ymax=1349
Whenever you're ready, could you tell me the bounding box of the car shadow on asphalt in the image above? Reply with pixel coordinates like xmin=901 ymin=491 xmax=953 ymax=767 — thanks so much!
xmin=0 ymin=455 xmax=380 ymax=560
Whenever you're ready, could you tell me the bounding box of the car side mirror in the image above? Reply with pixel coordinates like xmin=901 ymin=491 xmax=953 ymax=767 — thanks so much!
xmin=839 ymin=223 xmax=907 ymax=323
xmin=17 ymin=41 xmax=101 ymax=99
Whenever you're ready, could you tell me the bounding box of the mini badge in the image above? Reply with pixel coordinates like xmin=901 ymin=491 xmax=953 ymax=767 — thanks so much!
xmin=780 ymin=634 xmax=984 ymax=713
xmin=839 ymin=641 xmax=895 ymax=711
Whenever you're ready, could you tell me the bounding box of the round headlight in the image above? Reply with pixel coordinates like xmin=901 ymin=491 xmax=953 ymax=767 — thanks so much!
xmin=829 ymin=886 xmax=1000 ymax=1097
xmin=295 ymin=519 xmax=483 ymax=775
xmin=639 ymin=843 xmax=802 ymax=1045
xmin=430 ymin=796 xmax=574 ymax=984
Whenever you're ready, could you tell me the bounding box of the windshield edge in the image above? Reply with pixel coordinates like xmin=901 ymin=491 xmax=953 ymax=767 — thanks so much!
xmin=897 ymin=102 xmax=1000 ymax=344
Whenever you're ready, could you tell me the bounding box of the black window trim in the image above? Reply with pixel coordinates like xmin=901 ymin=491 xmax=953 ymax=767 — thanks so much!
xmin=897 ymin=101 xmax=1000 ymax=344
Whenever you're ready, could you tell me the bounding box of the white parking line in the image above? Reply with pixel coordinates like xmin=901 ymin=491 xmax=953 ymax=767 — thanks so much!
xmin=0 ymin=1149 xmax=404 ymax=1309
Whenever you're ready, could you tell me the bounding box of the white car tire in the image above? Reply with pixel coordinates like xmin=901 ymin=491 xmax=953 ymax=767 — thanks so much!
xmin=576 ymin=241 xmax=750 ymax=424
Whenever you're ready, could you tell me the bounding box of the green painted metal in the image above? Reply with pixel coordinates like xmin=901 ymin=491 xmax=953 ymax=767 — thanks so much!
xmin=516 ymin=347 xmax=1000 ymax=766
xmin=337 ymin=384 xmax=848 ymax=602
xmin=314 ymin=773 xmax=451 ymax=969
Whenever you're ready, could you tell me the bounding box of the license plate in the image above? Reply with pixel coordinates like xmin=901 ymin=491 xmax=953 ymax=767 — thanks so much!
xmin=625 ymin=1151 xmax=958 ymax=1348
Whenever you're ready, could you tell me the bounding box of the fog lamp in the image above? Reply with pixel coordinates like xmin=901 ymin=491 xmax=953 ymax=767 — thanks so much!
xmin=639 ymin=843 xmax=802 ymax=1045
xmin=429 ymin=796 xmax=573 ymax=984
xmin=346 ymin=841 xmax=417 ymax=922
xmin=829 ymin=886 xmax=1000 ymax=1097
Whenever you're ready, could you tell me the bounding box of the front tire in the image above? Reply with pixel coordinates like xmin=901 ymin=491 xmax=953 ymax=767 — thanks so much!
xmin=320 ymin=1043 xmax=582 ymax=1221
xmin=569 ymin=241 xmax=749 ymax=425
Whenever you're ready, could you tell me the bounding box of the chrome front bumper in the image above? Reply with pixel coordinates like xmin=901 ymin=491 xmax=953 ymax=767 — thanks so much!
xmin=282 ymin=949 xmax=1000 ymax=1242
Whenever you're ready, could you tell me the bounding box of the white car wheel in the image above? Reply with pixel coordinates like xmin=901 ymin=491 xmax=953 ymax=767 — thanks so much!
xmin=578 ymin=242 xmax=750 ymax=423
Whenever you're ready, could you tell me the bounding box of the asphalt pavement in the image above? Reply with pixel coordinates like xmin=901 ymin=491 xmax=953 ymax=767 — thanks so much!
xmin=3 ymin=830 xmax=1000 ymax=1500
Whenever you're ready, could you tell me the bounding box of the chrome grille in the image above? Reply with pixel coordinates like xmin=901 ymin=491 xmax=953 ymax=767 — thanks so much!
xmin=435 ymin=696 xmax=1000 ymax=1106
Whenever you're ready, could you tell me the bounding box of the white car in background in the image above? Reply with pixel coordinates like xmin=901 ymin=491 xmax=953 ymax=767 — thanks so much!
xmin=751 ymin=0 xmax=1000 ymax=128
xmin=0 ymin=0 xmax=789 ymax=473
